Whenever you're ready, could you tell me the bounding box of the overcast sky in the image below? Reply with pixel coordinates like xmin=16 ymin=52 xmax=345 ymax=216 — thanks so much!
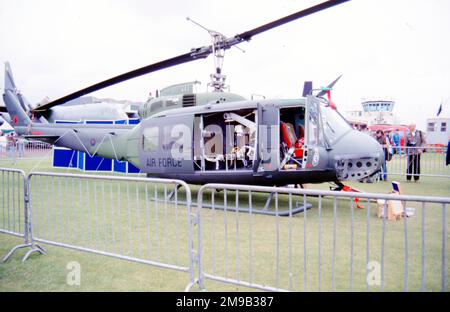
xmin=1 ymin=0 xmax=449 ymax=129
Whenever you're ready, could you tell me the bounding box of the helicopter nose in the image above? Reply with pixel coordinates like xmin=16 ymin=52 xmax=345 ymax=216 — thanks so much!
xmin=331 ymin=130 xmax=384 ymax=181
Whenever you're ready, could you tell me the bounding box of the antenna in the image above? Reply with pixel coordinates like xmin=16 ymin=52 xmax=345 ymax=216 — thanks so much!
xmin=187 ymin=17 xmax=244 ymax=92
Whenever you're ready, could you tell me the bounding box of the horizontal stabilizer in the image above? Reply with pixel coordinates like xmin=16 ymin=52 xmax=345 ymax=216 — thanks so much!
xmin=316 ymin=74 xmax=343 ymax=97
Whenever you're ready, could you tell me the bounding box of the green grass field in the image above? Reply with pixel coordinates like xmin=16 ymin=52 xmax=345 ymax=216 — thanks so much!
xmin=0 ymin=156 xmax=449 ymax=292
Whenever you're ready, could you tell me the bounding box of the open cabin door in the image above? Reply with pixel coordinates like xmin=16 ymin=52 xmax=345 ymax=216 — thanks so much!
xmin=303 ymin=95 xmax=326 ymax=169
xmin=254 ymin=103 xmax=279 ymax=174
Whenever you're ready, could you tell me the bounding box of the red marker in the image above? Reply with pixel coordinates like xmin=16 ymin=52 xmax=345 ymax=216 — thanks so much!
xmin=326 ymin=90 xmax=337 ymax=110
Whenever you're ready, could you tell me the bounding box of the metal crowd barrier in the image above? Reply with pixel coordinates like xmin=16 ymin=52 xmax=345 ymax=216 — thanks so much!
xmin=0 ymin=168 xmax=26 ymax=238
xmin=0 ymin=141 xmax=53 ymax=162
xmin=0 ymin=168 xmax=44 ymax=262
xmin=196 ymin=184 xmax=449 ymax=292
xmin=1 ymin=169 xmax=449 ymax=292
xmin=385 ymin=146 xmax=450 ymax=179
xmin=3 ymin=171 xmax=197 ymax=290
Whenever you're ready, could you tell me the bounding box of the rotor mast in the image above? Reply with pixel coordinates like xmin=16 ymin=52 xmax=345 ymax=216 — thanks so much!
xmin=186 ymin=17 xmax=235 ymax=92
xmin=209 ymin=30 xmax=227 ymax=92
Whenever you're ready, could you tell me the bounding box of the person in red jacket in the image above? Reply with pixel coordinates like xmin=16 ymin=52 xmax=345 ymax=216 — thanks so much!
xmin=400 ymin=135 xmax=405 ymax=155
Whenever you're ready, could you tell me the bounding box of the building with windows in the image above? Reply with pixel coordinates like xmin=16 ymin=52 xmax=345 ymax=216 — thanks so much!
xmin=426 ymin=117 xmax=450 ymax=145
xmin=345 ymin=99 xmax=400 ymax=127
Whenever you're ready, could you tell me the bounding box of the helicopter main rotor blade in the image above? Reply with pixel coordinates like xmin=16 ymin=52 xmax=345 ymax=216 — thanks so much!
xmin=32 ymin=0 xmax=350 ymax=113
xmin=32 ymin=51 xmax=207 ymax=112
xmin=232 ymin=0 xmax=350 ymax=44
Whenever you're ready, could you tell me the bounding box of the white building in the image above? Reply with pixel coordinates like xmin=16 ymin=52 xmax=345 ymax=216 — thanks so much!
xmin=345 ymin=99 xmax=401 ymax=126
xmin=426 ymin=117 xmax=450 ymax=145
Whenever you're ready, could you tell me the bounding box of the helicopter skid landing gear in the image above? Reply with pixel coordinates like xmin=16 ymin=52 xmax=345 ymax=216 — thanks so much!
xmin=199 ymin=191 xmax=312 ymax=216
xmin=149 ymin=191 xmax=312 ymax=216
xmin=149 ymin=186 xmax=313 ymax=216
xmin=167 ymin=185 xmax=182 ymax=201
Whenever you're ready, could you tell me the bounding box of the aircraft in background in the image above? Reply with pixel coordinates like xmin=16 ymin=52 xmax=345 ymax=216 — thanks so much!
xmin=40 ymin=96 xmax=139 ymax=122
xmin=0 ymin=73 xmax=140 ymax=124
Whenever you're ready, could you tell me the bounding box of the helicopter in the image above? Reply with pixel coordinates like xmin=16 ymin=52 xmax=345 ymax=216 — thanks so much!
xmin=2 ymin=0 xmax=384 ymax=187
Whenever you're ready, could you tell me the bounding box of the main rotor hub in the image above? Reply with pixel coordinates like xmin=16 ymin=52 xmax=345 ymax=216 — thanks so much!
xmin=187 ymin=18 xmax=230 ymax=92
xmin=208 ymin=31 xmax=228 ymax=92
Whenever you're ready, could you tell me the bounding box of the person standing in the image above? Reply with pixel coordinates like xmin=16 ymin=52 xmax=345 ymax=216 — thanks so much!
xmin=375 ymin=130 xmax=390 ymax=181
xmin=17 ymin=136 xmax=25 ymax=157
xmin=0 ymin=131 xmax=6 ymax=157
xmin=406 ymin=123 xmax=426 ymax=181
xmin=6 ymin=133 xmax=15 ymax=158
xmin=446 ymin=137 xmax=450 ymax=166
xmin=392 ymin=131 xmax=400 ymax=155
xmin=400 ymin=134 xmax=405 ymax=155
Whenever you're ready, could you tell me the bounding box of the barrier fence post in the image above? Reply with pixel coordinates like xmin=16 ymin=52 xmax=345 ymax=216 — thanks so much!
xmin=1 ymin=168 xmax=45 ymax=262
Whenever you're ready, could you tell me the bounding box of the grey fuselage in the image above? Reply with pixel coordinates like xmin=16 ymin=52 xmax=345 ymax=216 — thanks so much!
xmin=16 ymin=96 xmax=384 ymax=186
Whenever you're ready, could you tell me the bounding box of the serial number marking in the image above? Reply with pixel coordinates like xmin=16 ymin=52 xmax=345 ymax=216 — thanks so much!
xmin=220 ymin=296 xmax=273 ymax=307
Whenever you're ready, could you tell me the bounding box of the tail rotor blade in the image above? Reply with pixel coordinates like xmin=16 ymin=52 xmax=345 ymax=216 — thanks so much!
xmin=317 ymin=74 xmax=342 ymax=97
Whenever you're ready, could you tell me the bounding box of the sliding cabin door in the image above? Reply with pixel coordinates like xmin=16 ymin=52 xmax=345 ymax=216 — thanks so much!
xmin=254 ymin=103 xmax=279 ymax=173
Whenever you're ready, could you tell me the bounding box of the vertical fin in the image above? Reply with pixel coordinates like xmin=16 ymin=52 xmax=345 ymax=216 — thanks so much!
xmin=3 ymin=62 xmax=31 ymax=127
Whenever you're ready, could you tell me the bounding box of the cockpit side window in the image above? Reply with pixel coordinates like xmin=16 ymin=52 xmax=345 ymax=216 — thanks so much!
xmin=151 ymin=101 xmax=164 ymax=112
xmin=306 ymin=102 xmax=325 ymax=147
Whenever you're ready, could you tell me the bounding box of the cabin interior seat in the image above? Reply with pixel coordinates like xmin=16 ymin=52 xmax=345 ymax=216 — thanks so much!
xmin=281 ymin=122 xmax=304 ymax=158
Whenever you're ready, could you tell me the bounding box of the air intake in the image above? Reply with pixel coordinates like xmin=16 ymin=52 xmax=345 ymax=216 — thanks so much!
xmin=182 ymin=94 xmax=196 ymax=107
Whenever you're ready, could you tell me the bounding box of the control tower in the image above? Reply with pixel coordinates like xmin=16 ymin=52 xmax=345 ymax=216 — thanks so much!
xmin=346 ymin=98 xmax=399 ymax=126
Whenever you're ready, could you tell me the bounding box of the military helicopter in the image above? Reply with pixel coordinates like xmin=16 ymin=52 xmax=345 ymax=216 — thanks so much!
xmin=2 ymin=0 xmax=384 ymax=188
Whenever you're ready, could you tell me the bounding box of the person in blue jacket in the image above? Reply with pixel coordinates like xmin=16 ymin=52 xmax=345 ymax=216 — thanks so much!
xmin=446 ymin=139 xmax=450 ymax=166
xmin=392 ymin=131 xmax=400 ymax=155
